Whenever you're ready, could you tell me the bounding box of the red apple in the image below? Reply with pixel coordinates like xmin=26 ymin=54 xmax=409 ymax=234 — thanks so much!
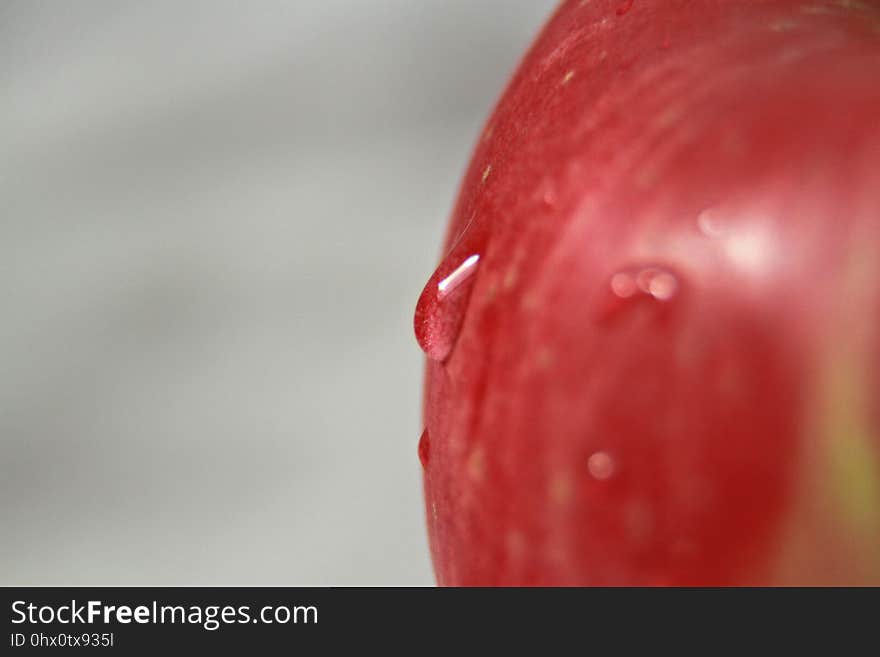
xmin=414 ymin=0 xmax=880 ymax=585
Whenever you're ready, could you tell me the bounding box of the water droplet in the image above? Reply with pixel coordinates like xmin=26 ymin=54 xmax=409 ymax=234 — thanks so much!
xmin=612 ymin=266 xmax=678 ymax=301
xmin=414 ymin=253 xmax=481 ymax=361
xmin=538 ymin=176 xmax=559 ymax=209
xmin=588 ymin=451 xmax=615 ymax=480
xmin=637 ymin=268 xmax=678 ymax=300
xmin=414 ymin=217 xmax=489 ymax=362
xmin=610 ymin=271 xmax=638 ymax=298
xmin=418 ymin=428 xmax=430 ymax=468
xmin=697 ymin=207 xmax=724 ymax=237
xmin=601 ymin=265 xmax=680 ymax=322
xmin=616 ymin=0 xmax=634 ymax=16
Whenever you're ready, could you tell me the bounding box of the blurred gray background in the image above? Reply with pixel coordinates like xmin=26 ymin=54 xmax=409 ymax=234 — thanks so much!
xmin=0 ymin=0 xmax=556 ymax=584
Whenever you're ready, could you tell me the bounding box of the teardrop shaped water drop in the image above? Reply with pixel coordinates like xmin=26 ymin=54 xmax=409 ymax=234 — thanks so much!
xmin=414 ymin=217 xmax=489 ymax=362
xmin=418 ymin=428 xmax=430 ymax=469
xmin=414 ymin=253 xmax=481 ymax=361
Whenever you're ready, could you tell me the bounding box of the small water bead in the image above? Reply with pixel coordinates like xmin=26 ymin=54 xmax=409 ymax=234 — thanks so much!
xmin=610 ymin=266 xmax=679 ymax=301
xmin=697 ymin=207 xmax=725 ymax=237
xmin=418 ymin=428 xmax=430 ymax=469
xmin=610 ymin=271 xmax=638 ymax=298
xmin=601 ymin=265 xmax=680 ymax=323
xmin=541 ymin=179 xmax=560 ymax=208
xmin=588 ymin=451 xmax=616 ymax=481
xmin=651 ymin=274 xmax=678 ymax=300
xmin=637 ymin=268 xmax=678 ymax=300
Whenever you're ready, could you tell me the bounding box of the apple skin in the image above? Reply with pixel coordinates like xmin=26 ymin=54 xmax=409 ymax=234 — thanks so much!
xmin=415 ymin=0 xmax=880 ymax=585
